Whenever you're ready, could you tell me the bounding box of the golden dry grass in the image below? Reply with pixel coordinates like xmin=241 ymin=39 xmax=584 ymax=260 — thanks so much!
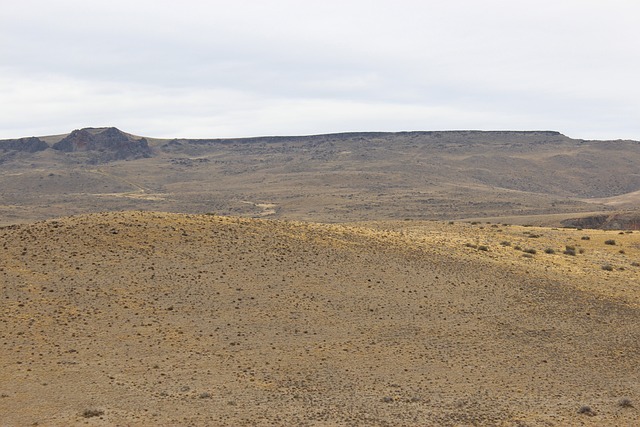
xmin=1 ymin=212 xmax=639 ymax=426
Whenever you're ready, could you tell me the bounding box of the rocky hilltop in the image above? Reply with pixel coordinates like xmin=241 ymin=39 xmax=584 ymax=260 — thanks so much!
xmin=0 ymin=136 xmax=49 ymax=153
xmin=0 ymin=127 xmax=152 ymax=163
xmin=51 ymin=127 xmax=152 ymax=161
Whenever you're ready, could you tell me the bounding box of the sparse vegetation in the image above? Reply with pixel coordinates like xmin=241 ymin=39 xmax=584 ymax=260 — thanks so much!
xmin=605 ymin=239 xmax=616 ymax=245
xmin=602 ymin=264 xmax=614 ymax=271
xmin=577 ymin=405 xmax=595 ymax=416
xmin=581 ymin=236 xmax=590 ymax=240
xmin=3 ymin=211 xmax=640 ymax=426
xmin=82 ymin=409 xmax=104 ymax=418
xmin=618 ymin=398 xmax=633 ymax=408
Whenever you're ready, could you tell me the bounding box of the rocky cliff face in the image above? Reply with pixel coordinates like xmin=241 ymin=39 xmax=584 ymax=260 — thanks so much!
xmin=52 ymin=127 xmax=152 ymax=161
xmin=0 ymin=136 xmax=49 ymax=152
xmin=561 ymin=213 xmax=640 ymax=230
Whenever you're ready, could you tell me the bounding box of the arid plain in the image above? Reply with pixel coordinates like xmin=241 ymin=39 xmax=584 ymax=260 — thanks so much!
xmin=1 ymin=129 xmax=640 ymax=426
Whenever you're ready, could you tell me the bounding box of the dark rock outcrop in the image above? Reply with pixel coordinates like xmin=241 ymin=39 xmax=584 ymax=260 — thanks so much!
xmin=52 ymin=127 xmax=152 ymax=161
xmin=0 ymin=136 xmax=49 ymax=152
xmin=561 ymin=213 xmax=640 ymax=230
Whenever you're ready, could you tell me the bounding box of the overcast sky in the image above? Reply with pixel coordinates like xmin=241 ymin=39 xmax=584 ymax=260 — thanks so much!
xmin=1 ymin=0 xmax=639 ymax=140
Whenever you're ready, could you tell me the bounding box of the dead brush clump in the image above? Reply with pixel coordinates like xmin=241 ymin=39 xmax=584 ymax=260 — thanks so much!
xmin=82 ymin=409 xmax=104 ymax=418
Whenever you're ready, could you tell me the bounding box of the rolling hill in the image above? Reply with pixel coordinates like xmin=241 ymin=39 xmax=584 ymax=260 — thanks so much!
xmin=1 ymin=211 xmax=639 ymax=425
xmin=1 ymin=128 xmax=640 ymax=225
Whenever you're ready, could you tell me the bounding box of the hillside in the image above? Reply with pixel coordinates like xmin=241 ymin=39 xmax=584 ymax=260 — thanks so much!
xmin=2 ymin=211 xmax=639 ymax=426
xmin=1 ymin=128 xmax=640 ymax=225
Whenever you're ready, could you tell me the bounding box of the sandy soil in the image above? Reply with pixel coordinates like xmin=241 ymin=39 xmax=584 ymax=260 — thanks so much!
xmin=1 ymin=212 xmax=639 ymax=426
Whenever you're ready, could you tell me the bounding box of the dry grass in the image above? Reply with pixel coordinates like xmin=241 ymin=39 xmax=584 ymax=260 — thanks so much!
xmin=1 ymin=211 xmax=639 ymax=426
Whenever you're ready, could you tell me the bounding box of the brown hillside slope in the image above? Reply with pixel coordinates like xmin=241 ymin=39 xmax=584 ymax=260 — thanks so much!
xmin=3 ymin=130 xmax=640 ymax=225
xmin=1 ymin=212 xmax=639 ymax=426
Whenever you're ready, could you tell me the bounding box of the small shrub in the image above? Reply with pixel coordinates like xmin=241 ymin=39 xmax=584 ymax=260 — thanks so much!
xmin=579 ymin=248 xmax=585 ymax=254
xmin=619 ymin=250 xmax=626 ymax=254
xmin=199 ymin=392 xmax=212 ymax=399
xmin=581 ymin=236 xmax=590 ymax=240
xmin=522 ymin=253 xmax=534 ymax=258
xmin=618 ymin=398 xmax=633 ymax=408
xmin=565 ymin=245 xmax=576 ymax=251
xmin=602 ymin=264 xmax=614 ymax=271
xmin=500 ymin=241 xmax=511 ymax=246
xmin=631 ymin=262 xmax=640 ymax=267
xmin=563 ymin=249 xmax=576 ymax=256
xmin=513 ymin=245 xmax=522 ymax=251
xmin=82 ymin=409 xmax=104 ymax=418
xmin=605 ymin=239 xmax=616 ymax=245
xmin=524 ymin=248 xmax=537 ymax=255
xmin=577 ymin=405 xmax=595 ymax=416
xmin=465 ymin=243 xmax=477 ymax=249
xmin=544 ymin=248 xmax=555 ymax=254
xmin=478 ymin=245 xmax=489 ymax=251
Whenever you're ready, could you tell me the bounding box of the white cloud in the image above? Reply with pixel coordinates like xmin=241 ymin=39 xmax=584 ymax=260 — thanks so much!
xmin=1 ymin=0 xmax=640 ymax=140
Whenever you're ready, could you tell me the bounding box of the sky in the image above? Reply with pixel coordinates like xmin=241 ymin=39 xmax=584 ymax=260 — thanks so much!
xmin=1 ymin=0 xmax=640 ymax=140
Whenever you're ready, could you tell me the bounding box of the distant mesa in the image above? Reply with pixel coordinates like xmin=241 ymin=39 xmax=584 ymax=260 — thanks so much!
xmin=52 ymin=127 xmax=152 ymax=160
xmin=0 ymin=136 xmax=49 ymax=153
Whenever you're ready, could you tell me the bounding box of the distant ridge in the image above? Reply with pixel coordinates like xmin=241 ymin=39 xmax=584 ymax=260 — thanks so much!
xmin=164 ymin=129 xmax=569 ymax=146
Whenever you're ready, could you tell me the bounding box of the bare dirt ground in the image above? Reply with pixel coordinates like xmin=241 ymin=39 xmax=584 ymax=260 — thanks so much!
xmin=2 ymin=211 xmax=639 ymax=426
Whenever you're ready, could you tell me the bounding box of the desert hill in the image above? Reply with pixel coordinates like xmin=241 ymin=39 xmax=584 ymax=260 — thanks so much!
xmin=1 ymin=128 xmax=640 ymax=225
xmin=2 ymin=211 xmax=639 ymax=425
xmin=51 ymin=127 xmax=152 ymax=162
